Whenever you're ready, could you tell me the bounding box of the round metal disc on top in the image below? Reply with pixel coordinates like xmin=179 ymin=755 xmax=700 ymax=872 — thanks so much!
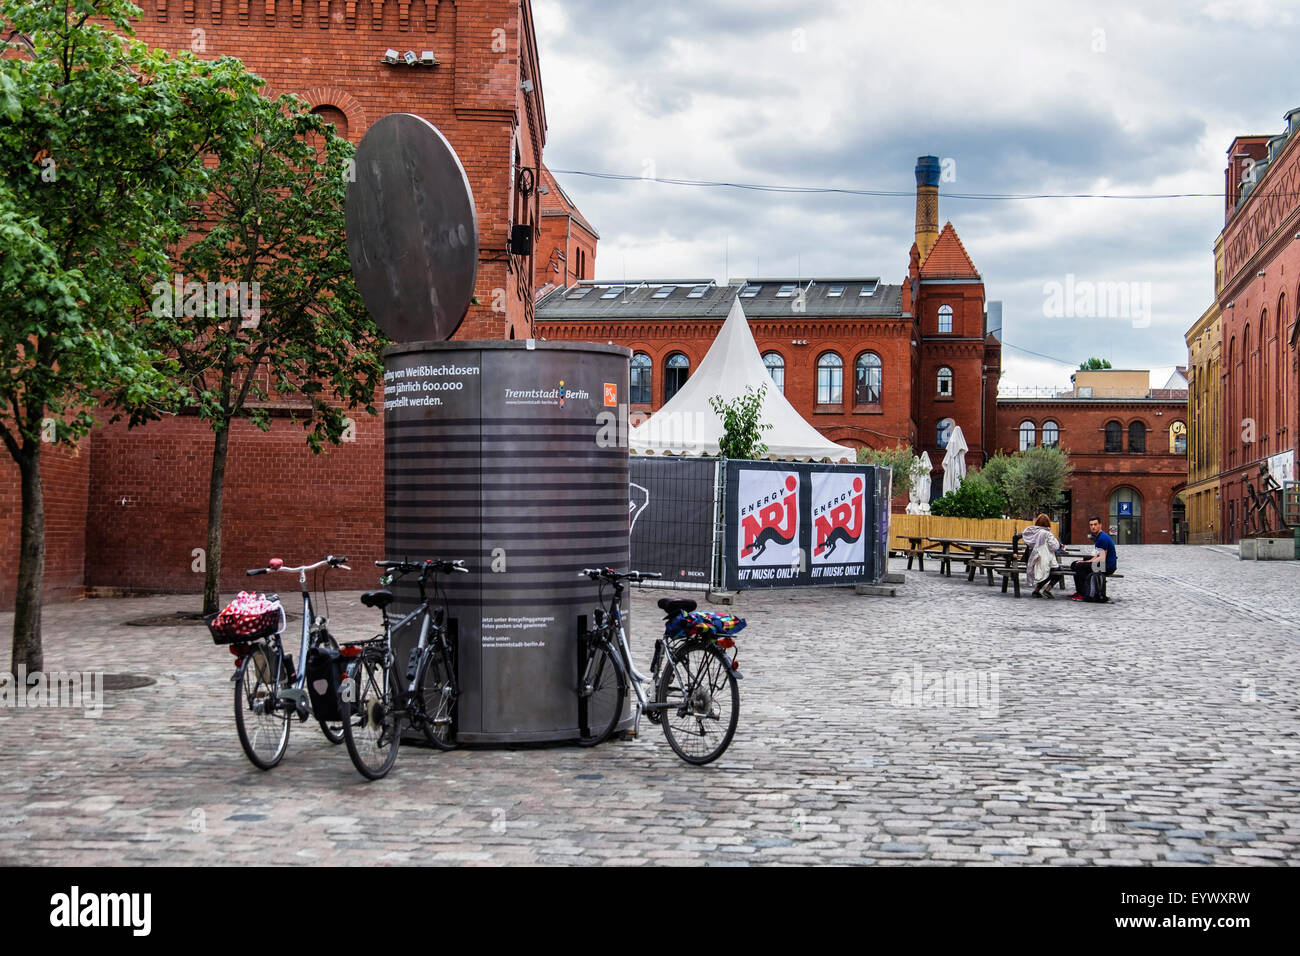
xmin=346 ymin=113 xmax=478 ymax=344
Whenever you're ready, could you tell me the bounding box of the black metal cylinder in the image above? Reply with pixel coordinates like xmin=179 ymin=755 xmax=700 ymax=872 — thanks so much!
xmin=382 ymin=341 xmax=631 ymax=743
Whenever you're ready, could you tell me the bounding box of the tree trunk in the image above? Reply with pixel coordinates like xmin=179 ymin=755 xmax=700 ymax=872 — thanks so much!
xmin=203 ymin=424 xmax=231 ymax=615
xmin=11 ymin=441 xmax=45 ymax=675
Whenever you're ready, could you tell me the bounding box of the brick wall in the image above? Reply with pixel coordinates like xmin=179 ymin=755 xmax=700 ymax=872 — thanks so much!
xmin=84 ymin=412 xmax=385 ymax=598
xmin=0 ymin=438 xmax=91 ymax=608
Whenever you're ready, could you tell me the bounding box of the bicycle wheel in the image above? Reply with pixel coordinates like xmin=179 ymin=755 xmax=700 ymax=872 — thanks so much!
xmin=656 ymin=641 xmax=739 ymax=765
xmin=415 ymin=641 xmax=458 ymax=750
xmin=234 ymin=643 xmax=291 ymax=770
xmin=576 ymin=639 xmax=625 ymax=747
xmin=342 ymin=652 xmax=401 ymax=780
xmin=313 ymin=630 xmax=345 ymax=745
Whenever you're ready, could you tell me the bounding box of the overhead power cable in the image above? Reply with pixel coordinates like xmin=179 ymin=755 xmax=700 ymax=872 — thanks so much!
xmin=548 ymin=168 xmax=1222 ymax=202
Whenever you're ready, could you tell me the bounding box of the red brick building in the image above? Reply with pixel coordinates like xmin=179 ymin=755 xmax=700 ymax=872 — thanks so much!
xmin=534 ymin=164 xmax=599 ymax=296
xmin=996 ymin=370 xmax=1188 ymax=545
xmin=1 ymin=0 xmax=553 ymax=607
xmin=1202 ymin=110 xmax=1300 ymax=542
xmin=535 ymin=157 xmax=1004 ymax=484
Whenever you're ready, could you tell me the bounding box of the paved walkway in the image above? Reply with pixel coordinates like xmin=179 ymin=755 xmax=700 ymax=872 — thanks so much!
xmin=1 ymin=545 xmax=1298 ymax=865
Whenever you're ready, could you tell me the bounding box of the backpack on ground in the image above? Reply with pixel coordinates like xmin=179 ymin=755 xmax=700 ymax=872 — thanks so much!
xmin=1082 ymin=570 xmax=1109 ymax=603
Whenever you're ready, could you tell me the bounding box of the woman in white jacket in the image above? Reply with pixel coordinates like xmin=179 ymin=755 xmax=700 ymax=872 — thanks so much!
xmin=1020 ymin=513 xmax=1062 ymax=598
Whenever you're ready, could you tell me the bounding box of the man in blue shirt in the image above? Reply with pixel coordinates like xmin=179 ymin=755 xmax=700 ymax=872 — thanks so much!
xmin=1070 ymin=515 xmax=1117 ymax=601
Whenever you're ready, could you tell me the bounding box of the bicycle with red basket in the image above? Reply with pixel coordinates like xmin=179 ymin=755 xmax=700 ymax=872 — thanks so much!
xmin=207 ymin=555 xmax=351 ymax=770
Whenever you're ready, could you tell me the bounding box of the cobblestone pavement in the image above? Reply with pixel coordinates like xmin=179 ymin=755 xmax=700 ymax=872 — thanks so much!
xmin=1 ymin=545 xmax=1298 ymax=866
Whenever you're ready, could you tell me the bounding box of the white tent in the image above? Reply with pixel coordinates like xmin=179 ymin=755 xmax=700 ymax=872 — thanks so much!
xmin=941 ymin=425 xmax=969 ymax=495
xmin=629 ymin=297 xmax=855 ymax=462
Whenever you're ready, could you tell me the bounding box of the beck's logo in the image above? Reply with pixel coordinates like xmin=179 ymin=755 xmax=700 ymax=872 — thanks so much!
xmin=814 ymin=476 xmax=864 ymax=558
xmin=741 ymin=474 xmax=798 ymax=561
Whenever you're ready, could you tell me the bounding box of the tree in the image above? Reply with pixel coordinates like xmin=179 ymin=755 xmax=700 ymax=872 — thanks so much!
xmin=121 ymin=92 xmax=384 ymax=614
xmin=857 ymin=443 xmax=915 ymax=500
xmin=0 ymin=0 xmax=265 ymax=671
xmin=979 ymin=451 xmax=1016 ymax=500
xmin=1002 ymin=445 xmax=1072 ymax=519
xmin=930 ymin=471 xmax=1007 ymax=519
xmin=1078 ymin=357 xmax=1112 ymax=370
xmin=709 ymin=385 xmax=772 ymax=459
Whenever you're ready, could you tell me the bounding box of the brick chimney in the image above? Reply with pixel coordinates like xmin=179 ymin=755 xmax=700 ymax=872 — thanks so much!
xmin=915 ymin=155 xmax=941 ymax=263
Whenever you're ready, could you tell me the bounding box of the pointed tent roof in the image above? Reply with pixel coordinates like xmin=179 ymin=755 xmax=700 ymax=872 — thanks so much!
xmin=919 ymin=222 xmax=980 ymax=279
xmin=629 ymin=298 xmax=855 ymax=462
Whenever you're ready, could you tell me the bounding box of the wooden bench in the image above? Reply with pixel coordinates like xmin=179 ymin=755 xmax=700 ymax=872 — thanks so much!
xmin=996 ymin=567 xmax=1124 ymax=598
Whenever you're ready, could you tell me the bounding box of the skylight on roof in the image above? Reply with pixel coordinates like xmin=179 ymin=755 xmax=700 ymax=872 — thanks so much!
xmin=687 ymin=285 xmax=708 ymax=298
xmin=828 ymin=285 xmax=845 ymax=297
xmin=567 ymin=287 xmax=593 ymax=299
xmin=652 ymin=286 xmax=673 ymax=298
xmin=600 ymin=286 xmax=624 ymax=299
xmin=776 ymin=284 xmax=797 ymax=297
xmin=740 ymin=284 xmax=761 ymax=297
xmin=859 ymin=281 xmax=878 ymax=296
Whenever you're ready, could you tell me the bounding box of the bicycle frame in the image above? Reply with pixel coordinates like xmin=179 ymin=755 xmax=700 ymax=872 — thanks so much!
xmin=236 ymin=556 xmax=349 ymax=716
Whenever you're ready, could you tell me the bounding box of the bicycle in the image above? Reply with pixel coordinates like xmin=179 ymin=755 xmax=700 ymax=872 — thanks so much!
xmin=340 ymin=558 xmax=469 ymax=780
xmin=576 ymin=567 xmax=742 ymax=765
xmin=216 ymin=555 xmax=351 ymax=771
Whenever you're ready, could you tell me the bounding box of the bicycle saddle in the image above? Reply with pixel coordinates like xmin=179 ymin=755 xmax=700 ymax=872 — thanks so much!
xmin=360 ymin=590 xmax=394 ymax=610
xmin=657 ymin=597 xmax=697 ymax=620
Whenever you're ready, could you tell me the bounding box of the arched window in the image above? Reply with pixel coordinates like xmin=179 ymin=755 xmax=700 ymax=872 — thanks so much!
xmin=937 ymin=417 xmax=955 ymax=448
xmin=855 ymin=352 xmax=882 ymax=404
xmin=1109 ymin=486 xmax=1142 ymax=544
xmin=938 ymin=304 xmax=953 ymax=334
xmin=1279 ymin=294 xmax=1288 ymax=434
xmin=1170 ymin=420 xmax=1187 ymax=455
xmin=630 ymin=352 xmax=652 ymax=405
xmin=817 ymin=352 xmax=843 ymax=405
xmin=310 ymin=105 xmax=349 ymax=140
xmin=936 ymin=366 xmax=953 ymax=397
xmin=664 ymin=353 xmax=689 ymax=402
xmin=762 ymin=352 xmax=785 ymax=393
xmin=1041 ymin=420 xmax=1059 ymax=448
xmin=1019 ymin=420 xmax=1037 ymax=451
xmin=1128 ymin=420 xmax=1146 ymax=453
xmin=1104 ymin=420 xmax=1122 ymax=452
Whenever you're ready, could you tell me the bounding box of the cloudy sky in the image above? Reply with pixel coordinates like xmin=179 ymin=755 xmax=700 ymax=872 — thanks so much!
xmin=532 ymin=0 xmax=1299 ymax=389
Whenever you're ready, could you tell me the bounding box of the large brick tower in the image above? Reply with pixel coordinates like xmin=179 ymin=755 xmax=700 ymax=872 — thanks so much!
xmin=133 ymin=0 xmax=548 ymax=340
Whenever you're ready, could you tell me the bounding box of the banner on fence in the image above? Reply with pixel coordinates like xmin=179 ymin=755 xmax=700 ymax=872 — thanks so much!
xmin=723 ymin=460 xmax=882 ymax=590
xmin=628 ymin=457 xmax=717 ymax=586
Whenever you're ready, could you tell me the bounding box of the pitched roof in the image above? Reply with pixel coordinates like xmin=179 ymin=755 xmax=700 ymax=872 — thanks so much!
xmin=539 ymin=165 xmax=599 ymax=238
xmin=919 ymin=221 xmax=980 ymax=279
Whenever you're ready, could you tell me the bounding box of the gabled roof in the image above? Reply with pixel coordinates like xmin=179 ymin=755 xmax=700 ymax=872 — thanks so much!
xmin=539 ymin=165 xmax=599 ymax=238
xmin=919 ymin=221 xmax=980 ymax=279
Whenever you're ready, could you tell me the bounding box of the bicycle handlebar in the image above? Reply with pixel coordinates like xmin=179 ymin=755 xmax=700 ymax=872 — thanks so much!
xmin=246 ymin=555 xmax=351 ymax=575
xmin=579 ymin=567 xmax=662 ymax=583
xmin=376 ymin=558 xmax=470 ymax=575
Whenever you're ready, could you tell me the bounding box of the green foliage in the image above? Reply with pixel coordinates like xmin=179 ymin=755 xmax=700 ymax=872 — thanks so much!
xmin=709 ymin=385 xmax=772 ymax=459
xmin=1002 ymin=445 xmax=1072 ymax=519
xmin=122 ymin=92 xmax=384 ymax=449
xmin=857 ymin=443 xmax=915 ymax=499
xmin=930 ymin=471 xmax=1007 ymax=519
xmin=0 ymin=0 xmax=266 ymax=453
xmin=1078 ymin=357 xmax=1112 ymax=370
xmin=979 ymin=452 xmax=1016 ymax=498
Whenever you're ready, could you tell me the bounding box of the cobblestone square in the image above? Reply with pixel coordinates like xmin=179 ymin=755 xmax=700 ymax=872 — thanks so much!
xmin=1 ymin=545 xmax=1297 ymax=866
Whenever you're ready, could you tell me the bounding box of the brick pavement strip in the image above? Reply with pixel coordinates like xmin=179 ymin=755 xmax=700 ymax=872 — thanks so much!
xmin=0 ymin=545 xmax=1298 ymax=866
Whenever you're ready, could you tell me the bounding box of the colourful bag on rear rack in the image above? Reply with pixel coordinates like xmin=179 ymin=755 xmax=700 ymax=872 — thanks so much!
xmin=665 ymin=610 xmax=746 ymax=640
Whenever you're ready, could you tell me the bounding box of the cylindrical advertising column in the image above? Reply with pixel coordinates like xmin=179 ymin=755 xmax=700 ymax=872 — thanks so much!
xmin=383 ymin=341 xmax=630 ymax=743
